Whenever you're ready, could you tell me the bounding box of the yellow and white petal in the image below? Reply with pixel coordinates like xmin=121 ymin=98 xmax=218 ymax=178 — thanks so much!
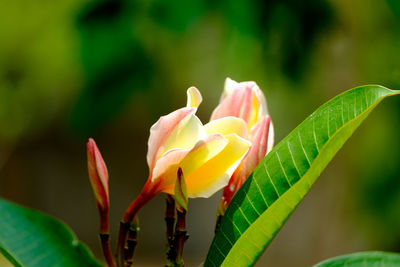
xmin=223 ymin=77 xmax=239 ymax=98
xmin=160 ymin=134 xmax=228 ymax=194
xmin=147 ymin=107 xmax=196 ymax=170
xmin=184 ymin=134 xmax=251 ymax=198
xmin=186 ymin=87 xmax=202 ymax=108
xmin=204 ymin=116 xmax=248 ymax=139
xmin=151 ymin=148 xmax=189 ymax=183
xmin=161 ymin=113 xmax=206 ymax=156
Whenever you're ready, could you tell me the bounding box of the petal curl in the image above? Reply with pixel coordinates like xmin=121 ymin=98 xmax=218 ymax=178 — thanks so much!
xmin=204 ymin=116 xmax=248 ymax=139
xmin=186 ymin=87 xmax=202 ymax=108
xmin=211 ymin=79 xmax=267 ymax=129
xmin=211 ymin=85 xmax=248 ymax=119
xmin=183 ymin=134 xmax=251 ymax=198
xmin=162 ymin=113 xmax=206 ymax=155
xmin=160 ymin=134 xmax=228 ymax=194
xmin=223 ymin=77 xmax=239 ymax=98
xmin=147 ymin=107 xmax=204 ymax=171
xmin=151 ymin=149 xmax=189 ymax=183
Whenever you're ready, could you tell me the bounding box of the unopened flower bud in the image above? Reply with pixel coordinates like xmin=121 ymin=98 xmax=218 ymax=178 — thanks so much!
xmin=87 ymin=138 xmax=110 ymax=233
xmin=174 ymin=168 xmax=188 ymax=213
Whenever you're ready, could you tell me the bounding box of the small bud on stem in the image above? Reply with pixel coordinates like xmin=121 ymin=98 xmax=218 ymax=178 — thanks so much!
xmin=166 ymin=168 xmax=189 ymax=267
xmin=87 ymin=138 xmax=114 ymax=267
xmin=174 ymin=168 xmax=188 ymax=213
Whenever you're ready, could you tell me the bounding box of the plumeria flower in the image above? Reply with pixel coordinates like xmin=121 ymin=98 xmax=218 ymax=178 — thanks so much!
xmin=122 ymin=87 xmax=251 ymax=223
xmin=213 ymin=78 xmax=275 ymax=215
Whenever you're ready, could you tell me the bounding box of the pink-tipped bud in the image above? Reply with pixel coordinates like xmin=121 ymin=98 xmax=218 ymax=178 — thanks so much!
xmin=87 ymin=138 xmax=110 ymax=232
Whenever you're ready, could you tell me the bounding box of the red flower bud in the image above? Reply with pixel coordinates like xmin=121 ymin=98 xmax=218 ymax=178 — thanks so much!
xmin=87 ymin=138 xmax=110 ymax=233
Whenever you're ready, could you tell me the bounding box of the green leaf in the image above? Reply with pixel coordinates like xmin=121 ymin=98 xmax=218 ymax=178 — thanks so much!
xmin=205 ymin=85 xmax=400 ymax=267
xmin=0 ymin=198 xmax=102 ymax=267
xmin=313 ymin=251 xmax=400 ymax=266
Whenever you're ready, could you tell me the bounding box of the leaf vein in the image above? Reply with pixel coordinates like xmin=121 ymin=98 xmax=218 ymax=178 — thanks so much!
xmin=263 ymin=163 xmax=281 ymax=197
xmin=276 ymin=151 xmax=292 ymax=187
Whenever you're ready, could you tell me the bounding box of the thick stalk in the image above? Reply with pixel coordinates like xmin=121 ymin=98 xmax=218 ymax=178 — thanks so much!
xmin=165 ymin=195 xmax=176 ymax=243
xmin=116 ymin=182 xmax=156 ymax=267
xmin=100 ymin=233 xmax=115 ymax=267
xmin=125 ymin=218 xmax=139 ymax=266
xmin=98 ymin=206 xmax=115 ymax=267
xmin=174 ymin=210 xmax=189 ymax=266
xmin=116 ymin=222 xmax=130 ymax=267
xmin=165 ymin=195 xmax=176 ymax=266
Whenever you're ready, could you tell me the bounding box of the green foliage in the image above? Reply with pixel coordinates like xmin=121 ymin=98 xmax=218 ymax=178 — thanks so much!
xmin=205 ymin=85 xmax=400 ymax=266
xmin=313 ymin=251 xmax=400 ymax=267
xmin=387 ymin=0 xmax=400 ymax=20
xmin=71 ymin=0 xmax=153 ymax=134
xmin=0 ymin=0 xmax=82 ymax=142
xmin=0 ymin=198 xmax=101 ymax=267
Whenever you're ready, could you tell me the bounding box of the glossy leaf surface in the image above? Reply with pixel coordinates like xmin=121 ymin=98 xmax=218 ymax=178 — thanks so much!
xmin=314 ymin=251 xmax=400 ymax=266
xmin=0 ymin=198 xmax=102 ymax=267
xmin=205 ymin=85 xmax=400 ymax=266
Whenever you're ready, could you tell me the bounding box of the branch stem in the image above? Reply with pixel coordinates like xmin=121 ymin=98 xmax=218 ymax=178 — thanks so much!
xmin=174 ymin=209 xmax=188 ymax=266
xmin=116 ymin=183 xmax=156 ymax=267
xmin=125 ymin=219 xmax=139 ymax=266
xmin=165 ymin=195 xmax=176 ymax=243
xmin=116 ymin=222 xmax=130 ymax=267
xmin=97 ymin=207 xmax=115 ymax=267
xmin=165 ymin=195 xmax=176 ymax=266
xmin=100 ymin=233 xmax=115 ymax=267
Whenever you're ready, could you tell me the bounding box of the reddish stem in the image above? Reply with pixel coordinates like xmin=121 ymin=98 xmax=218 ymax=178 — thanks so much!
xmin=100 ymin=233 xmax=115 ymax=267
xmin=116 ymin=181 xmax=158 ymax=266
xmin=98 ymin=206 xmax=110 ymax=234
xmin=97 ymin=205 xmax=114 ymax=266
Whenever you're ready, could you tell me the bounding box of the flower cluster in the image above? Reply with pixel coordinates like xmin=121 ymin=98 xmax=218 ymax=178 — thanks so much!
xmin=86 ymin=78 xmax=274 ymax=266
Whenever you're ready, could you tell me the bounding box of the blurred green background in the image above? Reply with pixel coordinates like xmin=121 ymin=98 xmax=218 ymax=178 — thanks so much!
xmin=1 ymin=0 xmax=400 ymax=266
